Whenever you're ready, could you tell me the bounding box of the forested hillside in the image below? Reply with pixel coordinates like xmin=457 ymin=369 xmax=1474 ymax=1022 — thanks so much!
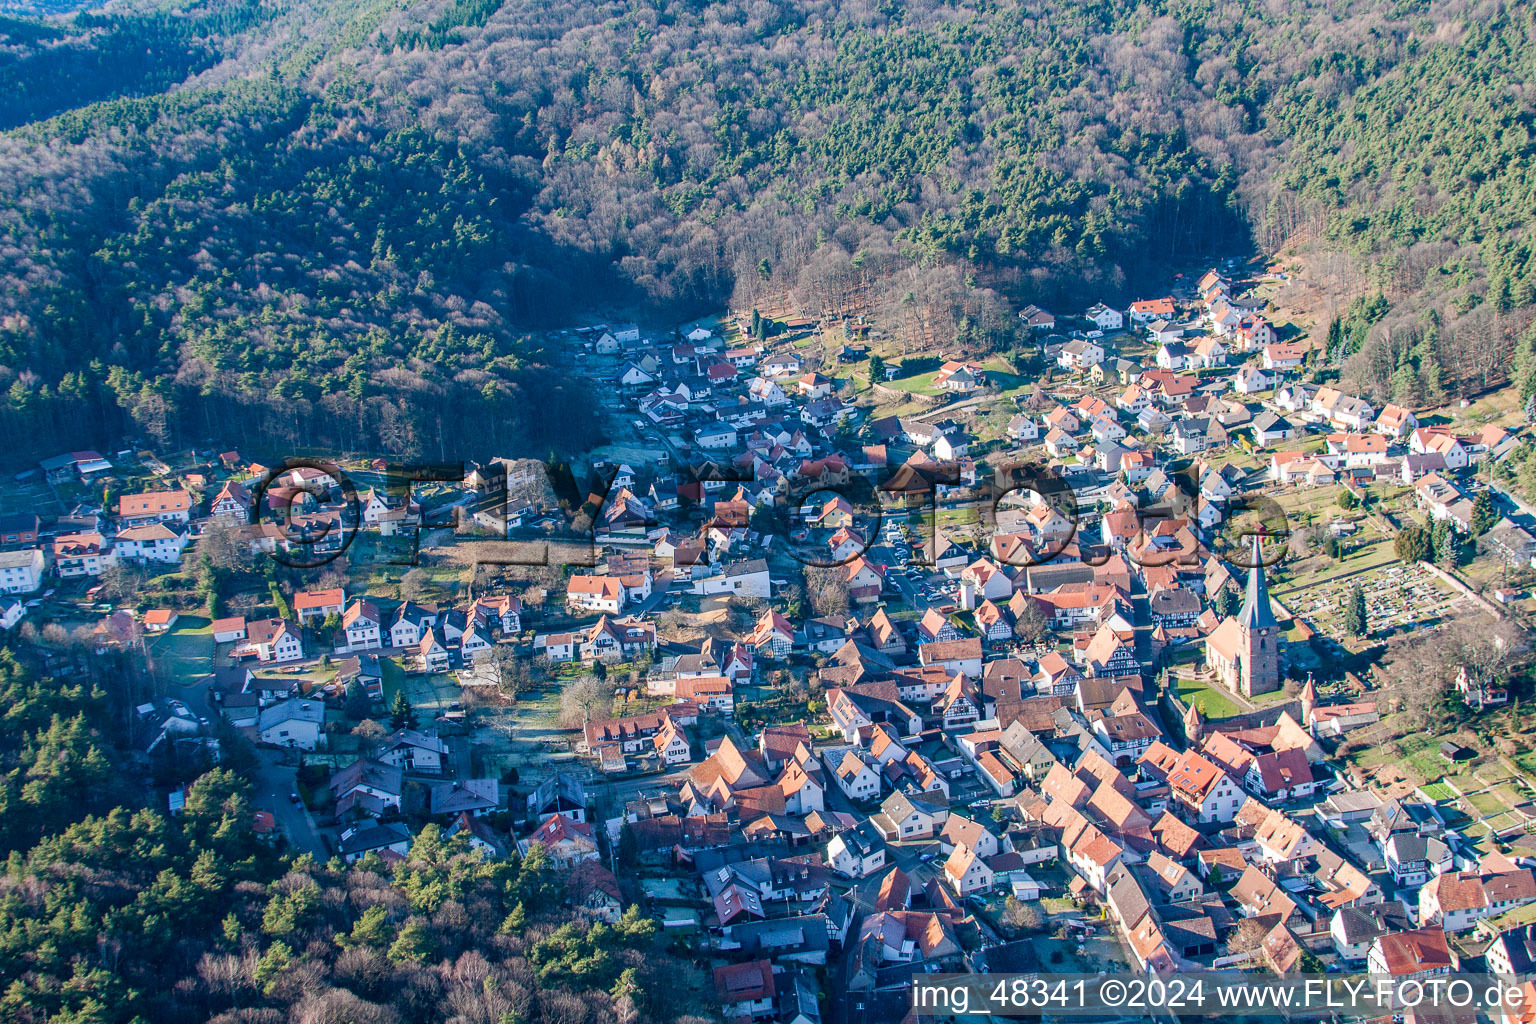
xmin=0 ymin=646 xmax=705 ymax=1024
xmin=0 ymin=0 xmax=1532 ymax=461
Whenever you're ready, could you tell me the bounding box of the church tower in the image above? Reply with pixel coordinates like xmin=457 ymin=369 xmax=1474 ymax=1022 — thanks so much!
xmin=1237 ymin=534 xmax=1282 ymax=697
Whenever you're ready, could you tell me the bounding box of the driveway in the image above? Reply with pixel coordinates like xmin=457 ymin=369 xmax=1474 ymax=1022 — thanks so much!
xmin=179 ymin=675 xmax=328 ymax=858
xmin=251 ymin=748 xmax=329 ymax=859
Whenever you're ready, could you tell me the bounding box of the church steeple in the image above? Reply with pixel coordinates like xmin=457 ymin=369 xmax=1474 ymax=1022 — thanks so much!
xmin=1238 ymin=534 xmax=1278 ymax=631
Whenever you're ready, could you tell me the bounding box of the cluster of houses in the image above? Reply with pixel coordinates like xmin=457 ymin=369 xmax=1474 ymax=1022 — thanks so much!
xmin=0 ymin=482 xmax=197 ymax=596
xmin=10 ymin=448 xmax=447 ymax=602
xmin=201 ymin=584 xmax=524 ymax=676
xmin=529 ymin=493 xmax=1522 ymax=1022
xmin=496 ymin=296 xmax=1536 ymax=1022
xmin=26 ymin=288 xmax=1536 ymax=1024
xmin=607 ymin=322 xmax=859 ymax=452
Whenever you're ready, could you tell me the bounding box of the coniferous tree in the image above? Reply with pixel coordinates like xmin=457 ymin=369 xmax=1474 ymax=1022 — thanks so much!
xmin=389 ymin=691 xmax=417 ymax=730
xmin=1341 ymin=583 xmax=1367 ymax=637
xmin=1471 ymin=490 xmax=1498 ymax=536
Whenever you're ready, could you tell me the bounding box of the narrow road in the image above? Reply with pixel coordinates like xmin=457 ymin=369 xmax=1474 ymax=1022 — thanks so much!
xmin=181 ymin=675 xmax=329 ymax=859
xmin=251 ymin=749 xmax=329 ymax=859
xmin=451 ymin=734 xmax=474 ymax=780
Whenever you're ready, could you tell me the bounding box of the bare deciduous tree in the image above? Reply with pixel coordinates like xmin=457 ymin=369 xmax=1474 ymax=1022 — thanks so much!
xmin=557 ymin=675 xmax=609 ymax=728
xmin=803 ymin=566 xmax=850 ymax=618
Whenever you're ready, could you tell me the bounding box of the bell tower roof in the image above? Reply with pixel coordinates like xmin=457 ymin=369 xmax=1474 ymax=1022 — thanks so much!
xmin=1238 ymin=534 xmax=1278 ymax=631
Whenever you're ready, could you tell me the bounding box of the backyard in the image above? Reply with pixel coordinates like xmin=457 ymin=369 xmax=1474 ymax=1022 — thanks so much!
xmin=146 ymin=615 xmax=215 ymax=686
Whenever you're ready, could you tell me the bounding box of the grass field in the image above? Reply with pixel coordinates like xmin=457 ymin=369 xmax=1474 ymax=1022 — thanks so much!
xmin=379 ymin=659 xmax=460 ymax=711
xmin=1419 ymin=781 xmax=1456 ymax=802
xmin=148 ymin=615 xmax=214 ymax=686
xmin=1393 ymin=731 xmax=1460 ymax=784
xmin=1172 ymin=676 xmax=1243 ymax=719
xmin=1468 ymin=791 xmax=1506 ymax=816
xmin=938 ymin=506 xmax=980 ymax=527
xmin=883 ymin=373 xmax=943 ymax=396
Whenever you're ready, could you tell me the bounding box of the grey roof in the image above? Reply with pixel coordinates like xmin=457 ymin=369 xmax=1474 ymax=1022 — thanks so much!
xmin=428 ymin=779 xmax=499 ymax=815
xmin=1106 ymin=864 xmax=1152 ymax=926
xmin=386 ymin=728 xmax=449 ymax=754
xmin=1334 ymin=902 xmax=1412 ymax=943
xmin=1494 ymin=924 xmax=1536 ymax=974
xmin=1252 ymin=410 xmax=1292 ymax=432
xmin=1000 ymin=723 xmax=1056 ymax=767
xmin=1150 ymin=587 xmax=1202 ymax=617
xmin=1324 ymin=790 xmax=1384 ymax=815
xmin=1385 ymin=832 xmax=1448 ymax=864
xmin=782 ymin=973 xmax=822 ymax=1024
xmin=527 ymin=771 xmax=586 ymax=814
xmin=880 ymin=790 xmax=947 ymax=822
xmin=338 ymin=820 xmax=412 ymax=856
xmin=0 ymin=547 xmax=43 ymax=570
xmin=1485 ymin=518 xmax=1536 ymax=553
xmin=257 ymin=700 xmax=324 ymax=731
xmin=722 ymin=915 xmax=832 ymax=959
xmin=839 ymin=819 xmax=885 ymax=857
xmin=1237 ymin=535 xmax=1279 ymax=630
xmin=330 ymin=757 xmax=405 ymax=798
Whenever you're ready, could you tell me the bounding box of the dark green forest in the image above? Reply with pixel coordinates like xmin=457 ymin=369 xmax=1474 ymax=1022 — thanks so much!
xmin=0 ymin=0 xmax=1532 ymax=459
xmin=0 ymin=647 xmax=706 ymax=1024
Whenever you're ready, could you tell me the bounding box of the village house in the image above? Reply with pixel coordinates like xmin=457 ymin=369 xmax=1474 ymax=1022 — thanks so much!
xmin=933 ymin=361 xmax=984 ymax=393
xmin=943 ymin=843 xmax=996 ymax=896
xmin=118 ymin=489 xmax=193 ymax=526
xmin=828 ymin=820 xmax=887 ymax=878
xmin=1419 ymin=870 xmax=1536 ymax=933
xmin=114 ymin=523 xmax=187 ymax=564
xmin=566 ymin=574 xmax=626 ymax=614
xmin=52 ymin=533 xmax=111 ymax=577
xmin=240 ymin=618 xmax=304 ymax=663
xmin=1368 ymin=927 xmax=1454 ymax=981
xmin=1130 ymin=296 xmax=1175 ymax=323
xmin=872 ymin=791 xmax=950 ymax=841
xmin=1086 ymin=303 xmax=1123 ymax=331
xmin=293 ymin=587 xmax=345 ymax=623
xmin=1057 ymin=339 xmax=1105 ymax=372
xmin=0 ymin=548 xmax=45 ymax=593
xmin=338 ymin=822 xmax=412 ymax=864
xmin=258 ymin=700 xmax=325 ymax=750
xmin=518 ymin=814 xmax=600 ymax=869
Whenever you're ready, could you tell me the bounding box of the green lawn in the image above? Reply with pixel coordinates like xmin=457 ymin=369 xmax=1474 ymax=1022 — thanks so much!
xmin=1173 ymin=677 xmax=1243 ymax=719
xmin=938 ymin=506 xmax=980 ymax=527
xmin=1419 ymin=782 xmax=1456 ymax=802
xmin=1485 ymin=811 xmax=1526 ymax=835
xmin=1396 ymin=732 xmax=1459 ymax=783
xmin=1468 ymin=791 xmax=1507 ymax=816
xmin=1498 ymin=784 xmax=1534 ymax=808
xmin=381 ymin=661 xmax=460 ymax=712
xmin=148 ymin=615 xmax=214 ymax=686
xmin=1488 ymin=898 xmax=1536 ymax=932
xmin=1270 ymin=538 xmax=1404 ymax=597
xmin=883 ymin=373 xmax=943 ymax=396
